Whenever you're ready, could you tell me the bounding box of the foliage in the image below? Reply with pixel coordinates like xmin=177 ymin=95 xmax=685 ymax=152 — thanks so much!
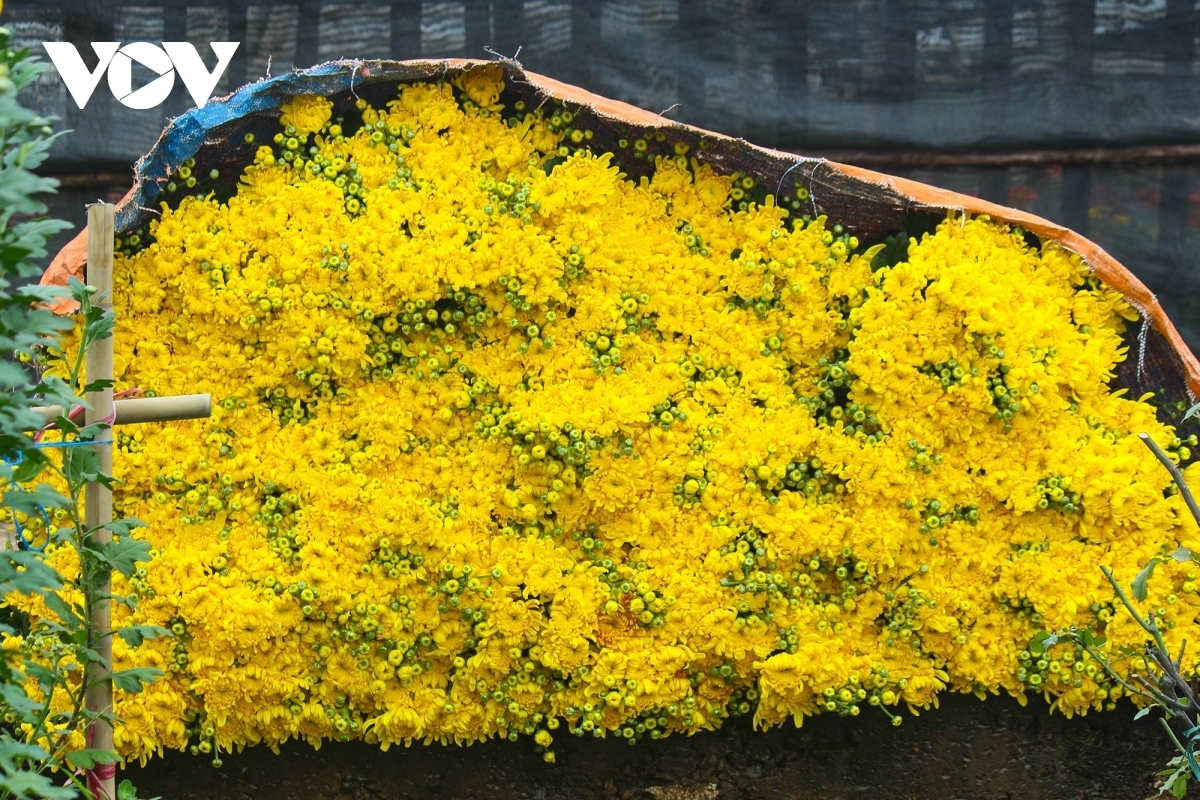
xmin=0 ymin=23 xmax=161 ymax=799
xmin=0 ymin=22 xmax=80 ymax=799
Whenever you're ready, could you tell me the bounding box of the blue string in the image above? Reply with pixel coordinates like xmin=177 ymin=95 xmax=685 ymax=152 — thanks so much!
xmin=4 ymin=438 xmax=105 ymax=552
xmin=33 ymin=440 xmax=107 ymax=450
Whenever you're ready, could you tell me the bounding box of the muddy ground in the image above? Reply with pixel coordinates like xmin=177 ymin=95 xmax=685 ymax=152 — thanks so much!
xmin=128 ymin=693 xmax=1179 ymax=800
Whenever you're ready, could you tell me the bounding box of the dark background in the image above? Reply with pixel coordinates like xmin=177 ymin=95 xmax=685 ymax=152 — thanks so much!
xmin=125 ymin=693 xmax=1179 ymax=800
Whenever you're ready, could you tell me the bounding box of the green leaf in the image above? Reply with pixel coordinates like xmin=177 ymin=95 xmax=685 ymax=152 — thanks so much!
xmin=0 ymin=759 xmax=76 ymax=800
xmin=70 ymin=645 xmax=108 ymax=666
xmin=77 ymin=422 xmax=110 ymax=440
xmin=82 ymin=378 xmax=114 ymax=395
xmin=109 ymin=592 xmax=142 ymax=608
xmin=109 ymin=666 xmax=163 ymax=693
xmin=0 ymin=738 xmax=53 ymax=765
xmin=64 ymin=444 xmax=101 ymax=485
xmin=1185 ymin=402 xmax=1200 ymax=422
xmin=117 ymin=778 xmax=161 ymax=800
xmin=52 ymin=413 xmax=79 ymax=437
xmin=3 ymin=484 xmax=70 ymax=516
xmin=36 ymin=378 xmax=78 ymax=413
xmin=83 ymin=307 xmax=115 ymax=347
xmin=40 ymin=592 xmax=82 ymax=634
xmin=64 ymin=748 xmax=119 ymax=770
xmin=16 ymin=283 xmax=69 ymax=304
xmin=1029 ymin=631 xmax=1055 ymax=654
xmin=0 ymin=683 xmax=45 ymax=718
xmin=1132 ymin=558 xmax=1159 ymax=602
xmin=103 ymin=517 xmax=147 ymax=538
xmin=1080 ymin=629 xmax=1093 ymax=646
xmin=116 ymin=624 xmax=171 ymax=647
xmin=0 ymin=362 xmax=31 ymax=386
xmin=1134 ymin=706 xmax=1151 ymax=720
xmin=97 ymin=537 xmax=154 ymax=578
xmin=66 ymin=276 xmax=89 ymax=305
xmin=1091 ymin=635 xmax=1106 ymax=647
xmin=1172 ymin=546 xmax=1194 ymax=563
xmin=0 ymin=551 xmax=62 ymax=595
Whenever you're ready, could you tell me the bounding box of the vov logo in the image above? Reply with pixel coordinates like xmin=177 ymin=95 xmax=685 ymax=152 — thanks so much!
xmin=42 ymin=42 xmax=239 ymax=110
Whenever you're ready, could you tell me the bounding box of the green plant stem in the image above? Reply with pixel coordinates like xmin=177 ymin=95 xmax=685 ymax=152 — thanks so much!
xmin=1161 ymin=716 xmax=1190 ymax=755
xmin=1140 ymin=432 xmax=1200 ymax=527
xmin=60 ymin=369 xmax=103 ymax=703
xmin=67 ymin=322 xmax=88 ymax=397
xmin=1101 ymin=565 xmax=1172 ymax=655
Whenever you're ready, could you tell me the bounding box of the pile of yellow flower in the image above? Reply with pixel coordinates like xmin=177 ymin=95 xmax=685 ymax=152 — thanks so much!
xmin=25 ymin=65 xmax=1200 ymax=764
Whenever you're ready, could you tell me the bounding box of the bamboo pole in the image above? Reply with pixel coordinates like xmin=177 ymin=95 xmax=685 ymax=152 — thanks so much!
xmin=83 ymin=203 xmax=115 ymax=800
xmin=114 ymin=394 xmax=211 ymax=425
xmin=29 ymin=394 xmax=212 ymax=428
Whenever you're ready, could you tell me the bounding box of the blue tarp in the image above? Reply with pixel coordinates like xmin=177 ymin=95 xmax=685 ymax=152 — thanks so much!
xmin=121 ymin=59 xmax=466 ymax=232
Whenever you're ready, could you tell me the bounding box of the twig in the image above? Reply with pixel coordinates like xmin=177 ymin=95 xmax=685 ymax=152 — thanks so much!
xmin=1102 ymin=565 xmax=1174 ymax=658
xmin=1162 ymin=716 xmax=1190 ymax=755
xmin=1140 ymin=433 xmax=1200 ymax=525
xmin=1085 ymin=643 xmax=1164 ymax=706
xmin=1133 ymin=671 xmax=1188 ymax=712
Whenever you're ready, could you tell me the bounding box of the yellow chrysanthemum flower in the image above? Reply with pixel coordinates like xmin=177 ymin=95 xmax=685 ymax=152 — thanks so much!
xmin=15 ymin=68 xmax=1199 ymax=765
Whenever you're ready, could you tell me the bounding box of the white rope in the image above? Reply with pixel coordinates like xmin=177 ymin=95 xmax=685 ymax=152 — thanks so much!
xmin=1137 ymin=316 xmax=1149 ymax=385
